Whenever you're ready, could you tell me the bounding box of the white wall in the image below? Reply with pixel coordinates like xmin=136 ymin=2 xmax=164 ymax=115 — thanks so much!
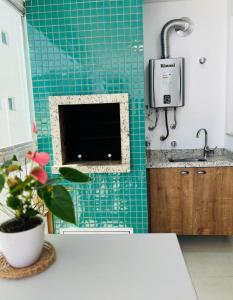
xmin=225 ymin=0 xmax=233 ymax=150
xmin=144 ymin=0 xmax=228 ymax=150
xmin=0 ymin=0 xmax=32 ymax=149
xmin=0 ymin=0 xmax=33 ymax=225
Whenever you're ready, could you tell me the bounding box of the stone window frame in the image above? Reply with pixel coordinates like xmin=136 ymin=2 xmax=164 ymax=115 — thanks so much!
xmin=49 ymin=93 xmax=130 ymax=174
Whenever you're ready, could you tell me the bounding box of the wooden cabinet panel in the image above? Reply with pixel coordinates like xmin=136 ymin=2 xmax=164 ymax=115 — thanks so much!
xmin=193 ymin=167 xmax=233 ymax=235
xmin=216 ymin=168 xmax=233 ymax=235
xmin=221 ymin=168 xmax=233 ymax=198
xmin=193 ymin=168 xmax=222 ymax=235
xmin=149 ymin=168 xmax=193 ymax=234
xmin=149 ymin=167 xmax=233 ymax=235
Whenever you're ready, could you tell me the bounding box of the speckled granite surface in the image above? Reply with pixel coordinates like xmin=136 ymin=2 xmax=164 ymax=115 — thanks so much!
xmin=50 ymin=94 xmax=130 ymax=174
xmin=147 ymin=149 xmax=233 ymax=169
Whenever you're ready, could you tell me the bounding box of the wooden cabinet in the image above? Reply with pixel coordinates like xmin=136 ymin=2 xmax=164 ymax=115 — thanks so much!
xmin=148 ymin=167 xmax=233 ymax=235
xmin=148 ymin=168 xmax=193 ymax=235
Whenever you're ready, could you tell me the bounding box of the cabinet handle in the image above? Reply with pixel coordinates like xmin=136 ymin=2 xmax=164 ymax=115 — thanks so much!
xmin=196 ymin=170 xmax=207 ymax=175
xmin=180 ymin=171 xmax=189 ymax=175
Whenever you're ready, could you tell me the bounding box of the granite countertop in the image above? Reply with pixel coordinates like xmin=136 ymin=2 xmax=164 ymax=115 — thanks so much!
xmin=147 ymin=149 xmax=233 ymax=169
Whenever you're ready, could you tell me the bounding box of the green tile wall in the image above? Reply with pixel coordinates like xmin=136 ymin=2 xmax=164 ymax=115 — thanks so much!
xmin=26 ymin=0 xmax=148 ymax=233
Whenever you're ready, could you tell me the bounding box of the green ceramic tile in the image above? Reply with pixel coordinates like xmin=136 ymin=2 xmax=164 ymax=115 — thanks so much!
xmin=26 ymin=0 xmax=147 ymax=233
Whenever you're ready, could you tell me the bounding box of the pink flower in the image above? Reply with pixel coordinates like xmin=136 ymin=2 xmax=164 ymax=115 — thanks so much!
xmin=32 ymin=122 xmax=38 ymax=134
xmin=26 ymin=151 xmax=50 ymax=167
xmin=31 ymin=167 xmax=48 ymax=184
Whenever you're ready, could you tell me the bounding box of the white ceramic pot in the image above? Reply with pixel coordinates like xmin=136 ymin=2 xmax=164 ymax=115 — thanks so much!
xmin=0 ymin=217 xmax=45 ymax=268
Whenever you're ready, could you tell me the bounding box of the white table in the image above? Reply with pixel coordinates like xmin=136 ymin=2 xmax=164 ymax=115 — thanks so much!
xmin=0 ymin=234 xmax=197 ymax=300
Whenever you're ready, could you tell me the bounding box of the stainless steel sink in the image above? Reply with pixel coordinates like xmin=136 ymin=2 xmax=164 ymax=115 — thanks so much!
xmin=168 ymin=157 xmax=207 ymax=163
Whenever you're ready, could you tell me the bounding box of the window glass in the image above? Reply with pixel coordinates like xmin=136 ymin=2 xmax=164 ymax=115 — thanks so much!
xmin=8 ymin=97 xmax=16 ymax=111
xmin=1 ymin=31 xmax=8 ymax=45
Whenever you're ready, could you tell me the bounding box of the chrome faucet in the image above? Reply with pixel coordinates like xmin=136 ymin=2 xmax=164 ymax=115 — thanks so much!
xmin=196 ymin=128 xmax=216 ymax=159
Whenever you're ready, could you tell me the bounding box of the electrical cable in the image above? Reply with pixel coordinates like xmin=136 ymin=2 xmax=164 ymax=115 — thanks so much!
xmin=160 ymin=109 xmax=169 ymax=141
xmin=148 ymin=109 xmax=159 ymax=131
xmin=170 ymin=107 xmax=177 ymax=129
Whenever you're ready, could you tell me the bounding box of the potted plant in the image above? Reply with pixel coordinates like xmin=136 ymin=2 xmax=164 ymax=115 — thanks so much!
xmin=0 ymin=124 xmax=90 ymax=268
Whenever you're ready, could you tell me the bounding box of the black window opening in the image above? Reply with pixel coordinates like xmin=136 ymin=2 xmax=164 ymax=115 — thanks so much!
xmin=58 ymin=103 xmax=122 ymax=164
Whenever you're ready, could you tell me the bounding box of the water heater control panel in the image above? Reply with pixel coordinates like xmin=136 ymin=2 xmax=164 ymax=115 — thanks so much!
xmin=149 ymin=58 xmax=184 ymax=108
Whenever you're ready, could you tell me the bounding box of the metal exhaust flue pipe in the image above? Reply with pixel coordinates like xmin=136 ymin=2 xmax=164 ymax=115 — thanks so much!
xmin=161 ymin=18 xmax=191 ymax=59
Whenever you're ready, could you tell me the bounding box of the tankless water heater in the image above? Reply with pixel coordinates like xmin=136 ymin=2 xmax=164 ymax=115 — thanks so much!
xmin=149 ymin=57 xmax=184 ymax=109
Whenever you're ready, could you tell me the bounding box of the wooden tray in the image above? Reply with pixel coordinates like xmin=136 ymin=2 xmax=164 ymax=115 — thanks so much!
xmin=0 ymin=241 xmax=56 ymax=280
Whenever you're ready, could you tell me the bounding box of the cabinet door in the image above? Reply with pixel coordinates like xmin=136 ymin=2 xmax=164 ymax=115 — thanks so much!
xmin=149 ymin=168 xmax=193 ymax=234
xmin=193 ymin=167 xmax=233 ymax=235
xmin=219 ymin=168 xmax=233 ymax=235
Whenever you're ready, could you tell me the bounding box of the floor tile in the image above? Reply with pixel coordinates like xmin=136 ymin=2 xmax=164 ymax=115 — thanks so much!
xmin=179 ymin=236 xmax=233 ymax=277
xmin=193 ymin=276 xmax=233 ymax=300
xmin=179 ymin=236 xmax=233 ymax=300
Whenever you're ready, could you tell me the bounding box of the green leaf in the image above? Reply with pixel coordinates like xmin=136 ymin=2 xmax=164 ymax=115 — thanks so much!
xmin=26 ymin=208 xmax=38 ymax=217
xmin=39 ymin=186 xmax=76 ymax=224
xmin=9 ymin=178 xmax=24 ymax=196
xmin=6 ymin=196 xmax=21 ymax=210
xmin=0 ymin=174 xmax=5 ymax=193
xmin=59 ymin=167 xmax=91 ymax=183
xmin=12 ymin=155 xmax=18 ymax=162
xmin=7 ymin=164 xmax=21 ymax=173
xmin=1 ymin=155 xmax=18 ymax=169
